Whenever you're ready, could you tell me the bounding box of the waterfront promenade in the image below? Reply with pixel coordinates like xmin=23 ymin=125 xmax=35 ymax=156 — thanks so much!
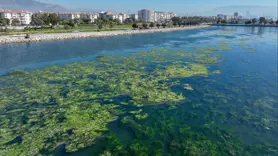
xmin=0 ymin=25 xmax=209 ymax=44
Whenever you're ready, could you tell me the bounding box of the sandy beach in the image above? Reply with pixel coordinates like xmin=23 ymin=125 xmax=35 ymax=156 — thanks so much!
xmin=0 ymin=25 xmax=210 ymax=44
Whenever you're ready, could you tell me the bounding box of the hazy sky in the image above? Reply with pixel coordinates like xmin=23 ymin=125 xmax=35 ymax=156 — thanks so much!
xmin=39 ymin=0 xmax=277 ymax=13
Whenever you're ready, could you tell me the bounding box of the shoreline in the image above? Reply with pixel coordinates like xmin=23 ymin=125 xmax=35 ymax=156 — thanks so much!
xmin=0 ymin=25 xmax=210 ymax=44
xmin=211 ymin=24 xmax=278 ymax=27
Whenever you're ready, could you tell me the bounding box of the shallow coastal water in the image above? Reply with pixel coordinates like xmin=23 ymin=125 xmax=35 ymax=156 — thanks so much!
xmin=0 ymin=26 xmax=277 ymax=156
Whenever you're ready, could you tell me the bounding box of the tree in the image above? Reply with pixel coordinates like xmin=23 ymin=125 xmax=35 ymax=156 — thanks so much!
xmin=113 ymin=19 xmax=121 ymax=25
xmin=64 ymin=25 xmax=71 ymax=29
xmin=73 ymin=18 xmax=82 ymax=26
xmin=132 ymin=23 xmax=138 ymax=29
xmin=31 ymin=16 xmax=44 ymax=26
xmin=142 ymin=23 xmax=148 ymax=29
xmin=149 ymin=22 xmax=155 ymax=29
xmin=124 ymin=18 xmax=134 ymax=24
xmin=162 ymin=23 xmax=167 ymax=28
xmin=68 ymin=20 xmax=75 ymax=27
xmin=276 ymin=20 xmax=278 ymax=25
xmin=221 ymin=20 xmax=227 ymax=24
xmin=59 ymin=20 xmax=69 ymax=25
xmin=251 ymin=18 xmax=257 ymax=24
xmin=95 ymin=18 xmax=103 ymax=31
xmin=171 ymin=17 xmax=181 ymax=26
xmin=109 ymin=21 xmax=115 ymax=30
xmin=48 ymin=13 xmax=60 ymax=26
xmin=259 ymin=17 xmax=266 ymax=24
xmin=82 ymin=19 xmax=91 ymax=24
xmin=78 ymin=18 xmax=84 ymax=24
xmin=102 ymin=18 xmax=109 ymax=28
xmin=41 ymin=14 xmax=49 ymax=25
xmin=245 ymin=20 xmax=252 ymax=25
xmin=0 ymin=18 xmax=10 ymax=26
xmin=97 ymin=23 xmax=103 ymax=31
xmin=182 ymin=22 xmax=186 ymax=27
xmin=269 ymin=20 xmax=274 ymax=25
xmin=156 ymin=23 xmax=161 ymax=28
xmin=11 ymin=19 xmax=20 ymax=26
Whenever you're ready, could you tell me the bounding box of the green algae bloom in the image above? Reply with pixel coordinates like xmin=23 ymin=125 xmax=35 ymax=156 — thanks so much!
xmin=212 ymin=70 xmax=221 ymax=74
xmin=238 ymin=43 xmax=248 ymax=47
xmin=0 ymin=47 xmax=220 ymax=155
xmin=1 ymin=36 xmax=274 ymax=156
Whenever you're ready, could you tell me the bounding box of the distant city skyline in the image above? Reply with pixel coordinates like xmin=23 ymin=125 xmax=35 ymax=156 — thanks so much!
xmin=38 ymin=0 xmax=277 ymax=13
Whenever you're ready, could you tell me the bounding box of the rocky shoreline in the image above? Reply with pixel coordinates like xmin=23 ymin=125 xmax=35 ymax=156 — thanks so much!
xmin=0 ymin=25 xmax=210 ymax=44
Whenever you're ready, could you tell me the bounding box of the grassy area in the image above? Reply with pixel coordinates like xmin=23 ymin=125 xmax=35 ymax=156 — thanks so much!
xmin=0 ymin=24 xmax=132 ymax=36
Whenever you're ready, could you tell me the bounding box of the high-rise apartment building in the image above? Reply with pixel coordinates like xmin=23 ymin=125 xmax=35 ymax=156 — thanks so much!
xmin=138 ymin=9 xmax=154 ymax=22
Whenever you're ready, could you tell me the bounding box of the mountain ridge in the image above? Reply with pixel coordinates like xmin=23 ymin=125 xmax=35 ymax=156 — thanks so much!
xmin=0 ymin=0 xmax=68 ymax=12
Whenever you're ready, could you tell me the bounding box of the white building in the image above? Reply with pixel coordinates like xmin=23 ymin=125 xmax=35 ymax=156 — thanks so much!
xmin=111 ymin=14 xmax=123 ymax=23
xmin=0 ymin=9 xmax=32 ymax=25
xmin=33 ymin=11 xmax=57 ymax=18
xmin=167 ymin=12 xmax=176 ymax=20
xmin=154 ymin=11 xmax=176 ymax=23
xmin=119 ymin=13 xmax=129 ymax=21
xmin=138 ymin=9 xmax=154 ymax=22
xmin=130 ymin=14 xmax=138 ymax=20
xmin=100 ymin=12 xmax=124 ymax=23
xmin=80 ymin=13 xmax=98 ymax=23
xmin=58 ymin=12 xmax=80 ymax=21
xmin=138 ymin=9 xmax=175 ymax=23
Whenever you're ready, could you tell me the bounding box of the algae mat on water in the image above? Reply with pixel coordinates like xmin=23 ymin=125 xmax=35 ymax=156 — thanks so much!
xmin=0 ymin=40 xmax=276 ymax=156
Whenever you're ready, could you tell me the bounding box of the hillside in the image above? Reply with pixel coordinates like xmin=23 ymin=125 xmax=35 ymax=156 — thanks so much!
xmin=0 ymin=0 xmax=68 ymax=12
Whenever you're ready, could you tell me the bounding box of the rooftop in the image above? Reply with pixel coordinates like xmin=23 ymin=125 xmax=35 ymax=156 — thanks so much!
xmin=0 ymin=9 xmax=32 ymax=14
